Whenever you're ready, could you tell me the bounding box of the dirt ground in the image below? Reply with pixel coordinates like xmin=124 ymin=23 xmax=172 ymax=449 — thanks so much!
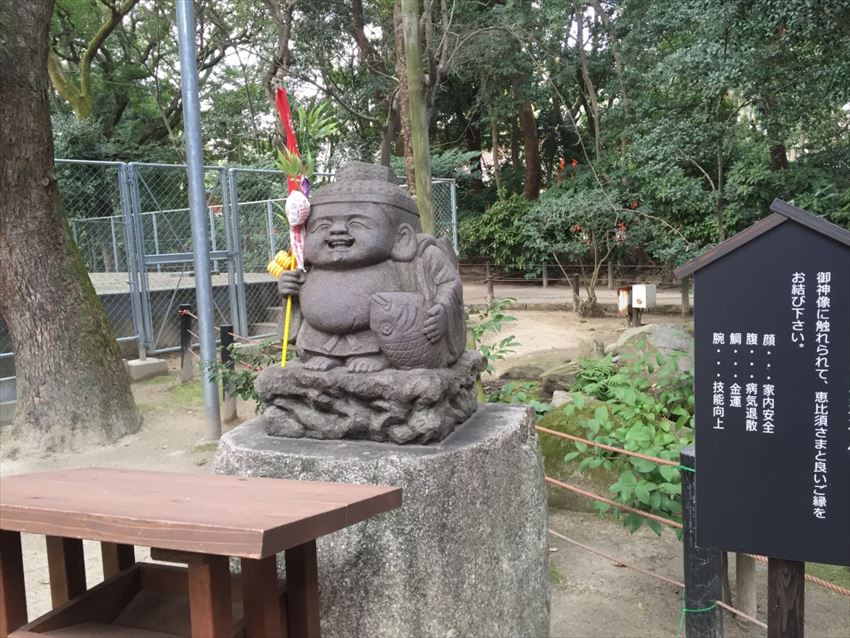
xmin=1 ymin=310 xmax=848 ymax=636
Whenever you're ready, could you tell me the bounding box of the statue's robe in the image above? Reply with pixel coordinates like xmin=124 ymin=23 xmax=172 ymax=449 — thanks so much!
xmin=292 ymin=235 xmax=465 ymax=367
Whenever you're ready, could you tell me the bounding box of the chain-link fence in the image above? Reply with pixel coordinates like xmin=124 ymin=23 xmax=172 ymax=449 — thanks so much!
xmin=0 ymin=160 xmax=458 ymax=414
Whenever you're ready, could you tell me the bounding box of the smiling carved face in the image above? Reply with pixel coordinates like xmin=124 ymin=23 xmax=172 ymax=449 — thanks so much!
xmin=304 ymin=202 xmax=398 ymax=268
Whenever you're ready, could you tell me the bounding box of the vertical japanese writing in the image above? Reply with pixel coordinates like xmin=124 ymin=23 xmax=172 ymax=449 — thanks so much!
xmin=815 ymin=272 xmax=831 ymax=384
xmin=813 ymin=391 xmax=829 ymax=519
xmin=712 ymin=380 xmax=725 ymax=430
xmin=762 ymin=384 xmax=775 ymax=434
xmin=745 ymin=383 xmax=758 ymax=432
xmin=791 ymin=272 xmax=806 ymax=347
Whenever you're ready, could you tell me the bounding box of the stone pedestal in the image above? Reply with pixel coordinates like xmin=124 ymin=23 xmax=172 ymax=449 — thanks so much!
xmin=212 ymin=403 xmax=550 ymax=638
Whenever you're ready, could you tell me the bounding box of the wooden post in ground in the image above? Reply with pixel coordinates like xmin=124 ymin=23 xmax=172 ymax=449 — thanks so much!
xmin=681 ymin=275 xmax=691 ymax=316
xmin=680 ymin=446 xmax=723 ymax=638
xmin=220 ymin=324 xmax=237 ymax=422
xmin=607 ymin=261 xmax=614 ymax=289
xmin=485 ymin=262 xmax=494 ymax=303
xmin=179 ymin=303 xmax=193 ymax=383
xmin=768 ymin=558 xmax=804 ymax=638
xmin=542 ymin=264 xmax=548 ymax=288
xmin=735 ymin=553 xmax=757 ymax=621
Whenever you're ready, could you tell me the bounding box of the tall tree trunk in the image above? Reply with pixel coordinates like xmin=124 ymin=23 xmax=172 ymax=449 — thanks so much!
xmin=400 ymin=0 xmax=434 ymax=233
xmin=393 ymin=1 xmax=416 ymax=191
xmin=513 ymin=77 xmax=541 ymax=200
xmin=491 ymin=115 xmax=503 ymax=198
xmin=510 ymin=118 xmax=521 ymax=171
xmin=0 ymin=0 xmax=141 ymax=454
xmin=770 ymin=143 xmax=789 ymax=171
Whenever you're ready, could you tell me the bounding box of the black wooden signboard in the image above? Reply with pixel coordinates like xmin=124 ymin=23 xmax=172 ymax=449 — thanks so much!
xmin=676 ymin=200 xmax=850 ymax=567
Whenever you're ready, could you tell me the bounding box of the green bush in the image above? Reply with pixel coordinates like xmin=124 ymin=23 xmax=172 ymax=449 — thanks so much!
xmin=560 ymin=347 xmax=694 ymax=535
xmin=458 ymin=194 xmax=547 ymax=268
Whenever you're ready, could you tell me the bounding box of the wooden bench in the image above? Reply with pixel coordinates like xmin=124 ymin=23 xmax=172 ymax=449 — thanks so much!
xmin=0 ymin=468 xmax=401 ymax=638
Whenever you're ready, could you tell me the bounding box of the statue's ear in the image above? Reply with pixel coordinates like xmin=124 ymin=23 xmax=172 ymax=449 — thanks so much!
xmin=391 ymin=223 xmax=418 ymax=261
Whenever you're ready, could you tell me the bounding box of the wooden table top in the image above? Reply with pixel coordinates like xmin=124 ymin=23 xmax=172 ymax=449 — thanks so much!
xmin=0 ymin=468 xmax=401 ymax=559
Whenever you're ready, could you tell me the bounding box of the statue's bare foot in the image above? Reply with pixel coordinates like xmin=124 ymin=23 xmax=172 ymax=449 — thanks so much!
xmin=347 ymin=355 xmax=386 ymax=373
xmin=304 ymin=355 xmax=340 ymax=371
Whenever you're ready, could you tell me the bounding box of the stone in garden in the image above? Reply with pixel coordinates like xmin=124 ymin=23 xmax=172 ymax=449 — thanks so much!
xmin=606 ymin=323 xmax=692 ymax=356
xmin=267 ymin=161 xmax=476 ymax=443
xmin=576 ymin=337 xmax=606 ymax=359
xmin=551 ymin=390 xmax=592 ymax=408
xmin=213 ymin=403 xmax=550 ymax=638
xmin=539 ymin=360 xmax=584 ymax=396
xmin=499 ymin=347 xmax=575 ymax=380
xmin=257 ymin=350 xmax=485 ymax=444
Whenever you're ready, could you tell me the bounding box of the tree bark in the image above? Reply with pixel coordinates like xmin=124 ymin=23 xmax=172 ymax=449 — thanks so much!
xmin=399 ymin=0 xmax=434 ymax=233
xmin=770 ymin=143 xmax=789 ymax=171
xmin=513 ymin=77 xmax=541 ymax=200
xmin=491 ymin=115 xmax=503 ymax=197
xmin=0 ymin=0 xmax=141 ymax=454
xmin=393 ymin=1 xmax=416 ymax=191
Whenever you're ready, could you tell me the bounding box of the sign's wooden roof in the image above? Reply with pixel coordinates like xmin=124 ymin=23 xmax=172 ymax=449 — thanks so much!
xmin=674 ymin=199 xmax=850 ymax=279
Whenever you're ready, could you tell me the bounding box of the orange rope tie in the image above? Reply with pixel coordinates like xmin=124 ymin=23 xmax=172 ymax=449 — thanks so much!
xmin=544 ymin=476 xmax=683 ymax=529
xmin=536 ymin=426 xmax=679 ymax=467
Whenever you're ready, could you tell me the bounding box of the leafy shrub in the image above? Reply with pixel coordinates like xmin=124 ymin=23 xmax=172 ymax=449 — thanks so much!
xmin=488 ymin=381 xmax=551 ymax=417
xmin=466 ymin=297 xmax=520 ymax=375
xmin=458 ymin=194 xmax=547 ymax=268
xmin=204 ymin=339 xmax=289 ymax=412
xmin=562 ymin=346 xmax=694 ymax=535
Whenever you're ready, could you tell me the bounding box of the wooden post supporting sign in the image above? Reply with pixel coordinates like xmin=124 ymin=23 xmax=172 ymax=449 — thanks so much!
xmin=768 ymin=558 xmax=805 ymax=638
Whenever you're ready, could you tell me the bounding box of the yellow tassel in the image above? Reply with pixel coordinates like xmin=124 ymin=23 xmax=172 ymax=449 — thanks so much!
xmin=267 ymin=250 xmax=295 ymax=278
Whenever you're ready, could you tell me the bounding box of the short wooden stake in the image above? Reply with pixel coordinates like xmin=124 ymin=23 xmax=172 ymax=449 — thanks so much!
xmin=735 ymin=553 xmax=757 ymax=621
xmin=220 ymin=324 xmax=237 ymax=422
xmin=768 ymin=558 xmax=804 ymax=638
xmin=681 ymin=446 xmax=723 ymax=638
xmin=485 ymin=262 xmax=494 ymax=302
xmin=179 ymin=303 xmax=193 ymax=383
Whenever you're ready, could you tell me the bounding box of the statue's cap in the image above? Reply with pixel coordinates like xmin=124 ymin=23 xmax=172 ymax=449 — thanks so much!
xmin=311 ymin=161 xmax=420 ymax=217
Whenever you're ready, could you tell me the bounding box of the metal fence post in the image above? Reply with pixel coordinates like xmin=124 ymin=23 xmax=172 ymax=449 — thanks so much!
xmin=220 ymin=169 xmax=241 ymax=335
xmin=681 ymin=445 xmax=724 ymax=638
xmin=227 ymin=169 xmax=249 ymax=337
xmin=118 ymin=163 xmax=147 ymax=360
xmin=449 ymin=178 xmax=458 ymax=252
xmin=267 ymin=200 xmax=276 ymax=260
xmin=128 ymin=163 xmax=154 ymax=349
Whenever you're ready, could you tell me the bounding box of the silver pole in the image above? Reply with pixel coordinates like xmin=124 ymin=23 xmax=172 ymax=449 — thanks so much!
xmin=267 ymin=200 xmax=275 ymax=260
xmin=110 ymin=216 xmax=119 ymax=272
xmin=450 ymin=179 xmax=458 ymax=252
xmin=152 ymin=211 xmax=161 ymax=273
xmin=176 ymin=0 xmax=221 ymax=439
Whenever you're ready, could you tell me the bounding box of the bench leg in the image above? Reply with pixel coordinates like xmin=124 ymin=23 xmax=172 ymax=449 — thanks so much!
xmin=187 ymin=555 xmax=232 ymax=638
xmin=45 ymin=536 xmax=86 ymax=607
xmin=285 ymin=540 xmax=320 ymax=638
xmin=0 ymin=531 xmax=27 ymax=637
xmin=101 ymin=542 xmax=135 ymax=579
xmin=241 ymin=556 xmax=286 ymax=638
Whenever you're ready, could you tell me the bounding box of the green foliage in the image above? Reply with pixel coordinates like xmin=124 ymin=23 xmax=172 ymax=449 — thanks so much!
xmin=562 ymin=346 xmax=695 ymax=535
xmin=276 ymin=101 xmax=340 ymax=178
xmin=204 ymin=340 xmax=292 ymax=412
xmin=488 ymin=381 xmax=552 ymax=417
xmin=459 ymin=194 xmax=547 ymax=268
xmin=466 ymin=297 xmax=520 ymax=375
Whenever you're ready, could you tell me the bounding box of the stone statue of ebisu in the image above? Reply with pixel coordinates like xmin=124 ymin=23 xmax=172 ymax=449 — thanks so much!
xmin=258 ymin=161 xmax=484 ymax=444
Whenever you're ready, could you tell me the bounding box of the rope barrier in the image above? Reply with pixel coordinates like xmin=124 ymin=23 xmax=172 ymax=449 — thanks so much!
xmin=544 ymin=476 xmax=683 ymax=529
xmin=178 ymin=308 xmax=198 ymax=319
xmin=536 ymin=426 xmax=679 ymax=467
xmin=715 ymin=600 xmax=767 ymax=629
xmin=744 ymin=553 xmax=850 ymax=597
xmin=547 ymin=529 xmax=768 ymax=630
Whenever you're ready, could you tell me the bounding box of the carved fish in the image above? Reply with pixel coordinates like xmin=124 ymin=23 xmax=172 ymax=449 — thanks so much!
xmin=370 ymin=292 xmax=434 ymax=369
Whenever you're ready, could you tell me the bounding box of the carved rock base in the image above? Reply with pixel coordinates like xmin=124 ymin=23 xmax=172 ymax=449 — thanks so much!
xmin=256 ymin=350 xmax=485 ymax=444
xmin=212 ymin=404 xmax=550 ymax=638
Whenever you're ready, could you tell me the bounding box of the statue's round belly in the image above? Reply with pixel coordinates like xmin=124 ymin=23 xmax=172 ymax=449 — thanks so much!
xmin=300 ymin=267 xmax=400 ymax=334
